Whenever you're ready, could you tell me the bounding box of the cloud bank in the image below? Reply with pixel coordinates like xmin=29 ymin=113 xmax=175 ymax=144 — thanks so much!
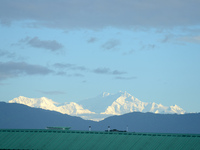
xmin=0 ymin=61 xmax=53 ymax=80
xmin=0 ymin=0 xmax=200 ymax=29
xmin=54 ymin=63 xmax=126 ymax=77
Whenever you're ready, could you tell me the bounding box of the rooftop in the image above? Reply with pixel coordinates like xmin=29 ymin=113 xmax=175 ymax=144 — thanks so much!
xmin=0 ymin=129 xmax=200 ymax=149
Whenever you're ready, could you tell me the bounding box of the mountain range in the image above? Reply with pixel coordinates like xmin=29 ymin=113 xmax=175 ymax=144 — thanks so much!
xmin=0 ymin=102 xmax=199 ymax=134
xmin=9 ymin=91 xmax=186 ymax=121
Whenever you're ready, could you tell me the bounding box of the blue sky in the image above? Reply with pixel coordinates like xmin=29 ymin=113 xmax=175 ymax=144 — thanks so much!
xmin=0 ymin=0 xmax=200 ymax=112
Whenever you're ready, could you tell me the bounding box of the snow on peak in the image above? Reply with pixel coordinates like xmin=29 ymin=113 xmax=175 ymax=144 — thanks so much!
xmin=9 ymin=91 xmax=186 ymax=121
xmin=170 ymin=105 xmax=186 ymax=114
xmin=9 ymin=96 xmax=94 ymax=115
xmin=102 ymin=92 xmax=110 ymax=97
xmin=100 ymin=92 xmax=186 ymax=116
xmin=9 ymin=96 xmax=57 ymax=110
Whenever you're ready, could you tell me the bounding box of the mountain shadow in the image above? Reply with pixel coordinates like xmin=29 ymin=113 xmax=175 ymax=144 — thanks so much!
xmin=0 ymin=102 xmax=96 ymax=130
xmin=98 ymin=112 xmax=200 ymax=134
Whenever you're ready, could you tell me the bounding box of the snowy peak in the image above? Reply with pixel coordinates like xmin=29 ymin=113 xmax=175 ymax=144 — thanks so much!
xmin=59 ymin=102 xmax=95 ymax=115
xmin=9 ymin=96 xmax=94 ymax=115
xmin=102 ymin=92 xmax=110 ymax=97
xmin=118 ymin=91 xmax=132 ymax=97
xmin=100 ymin=92 xmax=186 ymax=115
xmin=9 ymin=96 xmax=57 ymax=109
xmin=9 ymin=92 xmax=186 ymax=121
xmin=79 ymin=91 xmax=185 ymax=120
xmin=170 ymin=105 xmax=185 ymax=114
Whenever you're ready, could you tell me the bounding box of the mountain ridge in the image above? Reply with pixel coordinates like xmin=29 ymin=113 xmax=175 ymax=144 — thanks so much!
xmin=9 ymin=91 xmax=186 ymax=121
xmin=1 ymin=101 xmax=199 ymax=134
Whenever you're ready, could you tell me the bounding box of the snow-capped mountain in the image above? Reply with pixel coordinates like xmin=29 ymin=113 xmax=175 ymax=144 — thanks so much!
xmin=9 ymin=96 xmax=94 ymax=115
xmin=1 ymin=102 xmax=199 ymax=133
xmin=100 ymin=91 xmax=185 ymax=115
xmin=79 ymin=91 xmax=185 ymax=115
xmin=9 ymin=91 xmax=186 ymax=121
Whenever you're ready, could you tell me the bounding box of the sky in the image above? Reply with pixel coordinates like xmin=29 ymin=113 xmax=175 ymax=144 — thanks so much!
xmin=0 ymin=0 xmax=200 ymax=113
